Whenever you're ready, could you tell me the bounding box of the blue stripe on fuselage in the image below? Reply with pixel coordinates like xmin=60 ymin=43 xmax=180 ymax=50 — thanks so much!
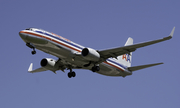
xmin=34 ymin=30 xmax=84 ymax=50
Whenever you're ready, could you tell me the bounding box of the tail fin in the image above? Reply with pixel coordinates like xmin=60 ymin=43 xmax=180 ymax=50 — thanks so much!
xmin=117 ymin=37 xmax=133 ymax=67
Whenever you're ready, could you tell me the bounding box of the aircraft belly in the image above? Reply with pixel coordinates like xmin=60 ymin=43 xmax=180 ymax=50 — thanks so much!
xmin=35 ymin=43 xmax=70 ymax=58
xmin=33 ymin=41 xmax=89 ymax=67
xmin=35 ymin=43 xmax=124 ymax=76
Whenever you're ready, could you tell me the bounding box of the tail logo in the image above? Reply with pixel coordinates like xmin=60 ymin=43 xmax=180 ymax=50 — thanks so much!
xmin=122 ymin=54 xmax=131 ymax=62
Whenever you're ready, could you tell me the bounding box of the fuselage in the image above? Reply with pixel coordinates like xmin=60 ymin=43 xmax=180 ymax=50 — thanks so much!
xmin=19 ymin=28 xmax=132 ymax=77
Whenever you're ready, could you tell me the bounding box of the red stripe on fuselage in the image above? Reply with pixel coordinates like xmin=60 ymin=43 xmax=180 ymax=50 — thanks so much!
xmin=20 ymin=31 xmax=81 ymax=52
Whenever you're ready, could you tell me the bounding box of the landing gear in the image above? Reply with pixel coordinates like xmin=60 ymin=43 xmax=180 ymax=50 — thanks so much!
xmin=67 ymin=68 xmax=76 ymax=78
xmin=26 ymin=43 xmax=36 ymax=55
xmin=31 ymin=49 xmax=36 ymax=55
xmin=92 ymin=65 xmax=100 ymax=72
xmin=68 ymin=71 xmax=76 ymax=78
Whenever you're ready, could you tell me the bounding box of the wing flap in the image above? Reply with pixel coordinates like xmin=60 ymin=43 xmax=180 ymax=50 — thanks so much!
xmin=128 ymin=63 xmax=163 ymax=72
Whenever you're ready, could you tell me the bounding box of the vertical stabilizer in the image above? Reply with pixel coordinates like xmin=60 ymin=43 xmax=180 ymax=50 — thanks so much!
xmin=117 ymin=37 xmax=133 ymax=67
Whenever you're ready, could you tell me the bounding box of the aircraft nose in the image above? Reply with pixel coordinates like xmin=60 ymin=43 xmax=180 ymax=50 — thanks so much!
xmin=19 ymin=31 xmax=26 ymax=40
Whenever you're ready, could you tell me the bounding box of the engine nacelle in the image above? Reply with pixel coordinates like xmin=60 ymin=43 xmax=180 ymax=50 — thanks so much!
xmin=81 ymin=48 xmax=100 ymax=61
xmin=40 ymin=58 xmax=58 ymax=71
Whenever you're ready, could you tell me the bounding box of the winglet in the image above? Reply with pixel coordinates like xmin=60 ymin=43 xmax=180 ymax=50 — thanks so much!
xmin=164 ymin=27 xmax=175 ymax=40
xmin=125 ymin=37 xmax=133 ymax=46
xmin=169 ymin=26 xmax=175 ymax=37
xmin=28 ymin=63 xmax=33 ymax=72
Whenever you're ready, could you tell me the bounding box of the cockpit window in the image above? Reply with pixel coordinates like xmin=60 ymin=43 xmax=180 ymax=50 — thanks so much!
xmin=25 ymin=28 xmax=33 ymax=30
xmin=25 ymin=28 xmax=50 ymax=35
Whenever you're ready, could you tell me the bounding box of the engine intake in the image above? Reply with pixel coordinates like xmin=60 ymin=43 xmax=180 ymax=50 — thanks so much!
xmin=81 ymin=48 xmax=100 ymax=61
xmin=40 ymin=58 xmax=58 ymax=71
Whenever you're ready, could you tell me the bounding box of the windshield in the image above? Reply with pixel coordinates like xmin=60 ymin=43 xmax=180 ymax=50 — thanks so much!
xmin=25 ymin=28 xmax=31 ymax=30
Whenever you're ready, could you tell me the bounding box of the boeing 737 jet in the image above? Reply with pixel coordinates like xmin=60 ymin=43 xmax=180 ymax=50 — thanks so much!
xmin=19 ymin=27 xmax=175 ymax=78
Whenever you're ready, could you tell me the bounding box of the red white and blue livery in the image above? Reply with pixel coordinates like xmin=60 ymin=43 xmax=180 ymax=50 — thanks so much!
xmin=19 ymin=27 xmax=175 ymax=78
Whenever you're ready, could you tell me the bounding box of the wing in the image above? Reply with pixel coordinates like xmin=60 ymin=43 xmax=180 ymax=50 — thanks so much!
xmin=99 ymin=27 xmax=175 ymax=59
xmin=27 ymin=59 xmax=82 ymax=73
xmin=28 ymin=63 xmax=48 ymax=73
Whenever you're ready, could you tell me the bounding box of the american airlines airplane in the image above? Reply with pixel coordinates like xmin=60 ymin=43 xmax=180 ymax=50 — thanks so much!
xmin=19 ymin=27 xmax=175 ymax=78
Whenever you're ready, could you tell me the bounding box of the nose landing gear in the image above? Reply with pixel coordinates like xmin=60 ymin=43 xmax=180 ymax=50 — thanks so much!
xmin=26 ymin=43 xmax=36 ymax=55
xmin=31 ymin=49 xmax=36 ymax=55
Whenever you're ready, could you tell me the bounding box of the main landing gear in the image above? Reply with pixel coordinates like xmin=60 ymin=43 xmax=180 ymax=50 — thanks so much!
xmin=92 ymin=65 xmax=100 ymax=72
xmin=84 ymin=62 xmax=100 ymax=72
xmin=67 ymin=65 xmax=100 ymax=78
xmin=68 ymin=68 xmax=76 ymax=78
xmin=26 ymin=43 xmax=36 ymax=55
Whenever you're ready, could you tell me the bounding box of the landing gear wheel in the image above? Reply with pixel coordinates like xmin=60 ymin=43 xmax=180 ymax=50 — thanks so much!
xmin=68 ymin=72 xmax=72 ymax=78
xmin=95 ymin=66 xmax=100 ymax=71
xmin=72 ymin=72 xmax=76 ymax=77
xmin=92 ymin=66 xmax=96 ymax=72
xmin=31 ymin=50 xmax=36 ymax=55
xmin=92 ymin=66 xmax=100 ymax=72
xmin=26 ymin=43 xmax=36 ymax=55
xmin=68 ymin=71 xmax=76 ymax=78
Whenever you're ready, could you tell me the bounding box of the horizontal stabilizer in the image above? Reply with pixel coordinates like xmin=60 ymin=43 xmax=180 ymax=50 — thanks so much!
xmin=128 ymin=63 xmax=163 ymax=72
xmin=28 ymin=63 xmax=47 ymax=73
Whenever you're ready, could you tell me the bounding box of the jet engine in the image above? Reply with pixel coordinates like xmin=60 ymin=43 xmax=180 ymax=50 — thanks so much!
xmin=81 ymin=48 xmax=100 ymax=61
xmin=40 ymin=58 xmax=58 ymax=71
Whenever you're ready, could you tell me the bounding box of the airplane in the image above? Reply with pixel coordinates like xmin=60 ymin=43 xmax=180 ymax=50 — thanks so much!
xmin=19 ymin=27 xmax=175 ymax=78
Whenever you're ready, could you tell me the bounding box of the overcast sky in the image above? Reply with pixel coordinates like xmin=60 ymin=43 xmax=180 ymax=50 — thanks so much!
xmin=0 ymin=0 xmax=179 ymax=108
